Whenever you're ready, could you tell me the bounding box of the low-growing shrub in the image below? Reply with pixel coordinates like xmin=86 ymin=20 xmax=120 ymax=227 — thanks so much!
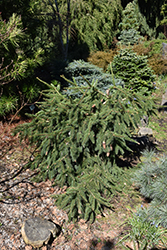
xmin=132 ymin=151 xmax=167 ymax=228
xmin=14 ymin=79 xmax=156 ymax=222
xmin=64 ymin=60 xmax=123 ymax=97
xmin=119 ymin=206 xmax=167 ymax=249
xmin=87 ymin=49 xmax=118 ymax=71
xmin=133 ymin=40 xmax=167 ymax=75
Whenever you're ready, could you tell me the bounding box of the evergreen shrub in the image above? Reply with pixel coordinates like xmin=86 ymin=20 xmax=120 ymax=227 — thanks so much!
xmin=144 ymin=39 xmax=167 ymax=55
xmin=118 ymin=29 xmax=142 ymax=46
xmin=148 ymin=55 xmax=167 ymax=75
xmin=107 ymin=48 xmax=155 ymax=92
xmin=14 ymin=80 xmax=155 ymax=222
xmin=132 ymin=151 xmax=167 ymax=228
xmin=133 ymin=40 xmax=167 ymax=75
xmin=87 ymin=49 xmax=118 ymax=71
xmin=63 ymin=60 xmax=123 ymax=97
xmin=67 ymin=0 xmax=123 ymax=51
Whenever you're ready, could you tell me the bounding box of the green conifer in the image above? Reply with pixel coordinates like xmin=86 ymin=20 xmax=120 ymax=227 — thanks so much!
xmin=107 ymin=48 xmax=155 ymax=92
xmin=0 ymin=13 xmax=44 ymax=116
xmin=118 ymin=0 xmax=143 ymax=45
xmin=14 ymin=77 xmax=156 ymax=222
xmin=59 ymin=0 xmax=123 ymax=51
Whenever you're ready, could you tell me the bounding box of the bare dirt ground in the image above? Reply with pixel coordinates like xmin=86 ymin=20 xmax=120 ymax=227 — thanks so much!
xmin=0 ymin=104 xmax=167 ymax=250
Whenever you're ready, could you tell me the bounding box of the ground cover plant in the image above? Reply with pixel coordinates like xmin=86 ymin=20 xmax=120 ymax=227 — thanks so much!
xmin=13 ymin=75 xmax=156 ymax=222
xmin=118 ymin=206 xmax=167 ymax=250
xmin=132 ymin=150 xmax=167 ymax=229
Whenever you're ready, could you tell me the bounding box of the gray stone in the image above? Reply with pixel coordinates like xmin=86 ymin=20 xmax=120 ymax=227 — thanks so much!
xmin=140 ymin=115 xmax=148 ymax=127
xmin=21 ymin=217 xmax=61 ymax=248
xmin=159 ymin=89 xmax=167 ymax=112
xmin=161 ymin=89 xmax=167 ymax=106
xmin=138 ymin=127 xmax=153 ymax=136
xmin=162 ymin=43 xmax=167 ymax=59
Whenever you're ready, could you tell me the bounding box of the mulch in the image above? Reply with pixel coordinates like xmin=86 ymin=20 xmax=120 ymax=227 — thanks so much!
xmin=0 ymin=118 xmax=122 ymax=250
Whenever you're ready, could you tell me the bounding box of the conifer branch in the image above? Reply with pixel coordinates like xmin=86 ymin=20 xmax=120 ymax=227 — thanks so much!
xmin=36 ymin=77 xmax=66 ymax=99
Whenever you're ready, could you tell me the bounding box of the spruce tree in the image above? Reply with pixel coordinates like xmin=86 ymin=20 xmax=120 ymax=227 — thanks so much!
xmin=107 ymin=48 xmax=155 ymax=92
xmin=14 ymin=77 xmax=156 ymax=222
xmin=118 ymin=0 xmax=143 ymax=45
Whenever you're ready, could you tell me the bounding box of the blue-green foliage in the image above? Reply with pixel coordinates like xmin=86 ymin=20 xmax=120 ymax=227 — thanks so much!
xmin=132 ymin=151 xmax=167 ymax=228
xmin=118 ymin=29 xmax=142 ymax=46
xmin=64 ymin=60 xmax=123 ymax=97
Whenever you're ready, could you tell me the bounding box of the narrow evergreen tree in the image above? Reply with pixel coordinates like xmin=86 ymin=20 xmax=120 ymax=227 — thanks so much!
xmin=135 ymin=0 xmax=156 ymax=39
xmin=118 ymin=0 xmax=143 ymax=45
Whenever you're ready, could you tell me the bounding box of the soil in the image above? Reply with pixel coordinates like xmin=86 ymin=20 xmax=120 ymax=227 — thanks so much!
xmin=0 ymin=101 xmax=167 ymax=250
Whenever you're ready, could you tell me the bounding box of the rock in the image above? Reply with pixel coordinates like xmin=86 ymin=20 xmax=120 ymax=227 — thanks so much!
xmin=21 ymin=217 xmax=61 ymax=248
xmin=138 ymin=127 xmax=153 ymax=136
xmin=160 ymin=89 xmax=167 ymax=112
xmin=140 ymin=115 xmax=148 ymax=127
xmin=162 ymin=43 xmax=167 ymax=59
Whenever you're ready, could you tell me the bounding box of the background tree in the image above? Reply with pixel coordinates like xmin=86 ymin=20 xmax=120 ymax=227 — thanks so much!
xmin=138 ymin=0 xmax=165 ymax=29
xmin=121 ymin=0 xmax=166 ymax=38
xmin=0 ymin=12 xmax=44 ymax=116
xmin=60 ymin=0 xmax=123 ymax=52
xmin=161 ymin=0 xmax=167 ymax=25
xmin=160 ymin=0 xmax=167 ymax=37
xmin=118 ymin=0 xmax=143 ymax=45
